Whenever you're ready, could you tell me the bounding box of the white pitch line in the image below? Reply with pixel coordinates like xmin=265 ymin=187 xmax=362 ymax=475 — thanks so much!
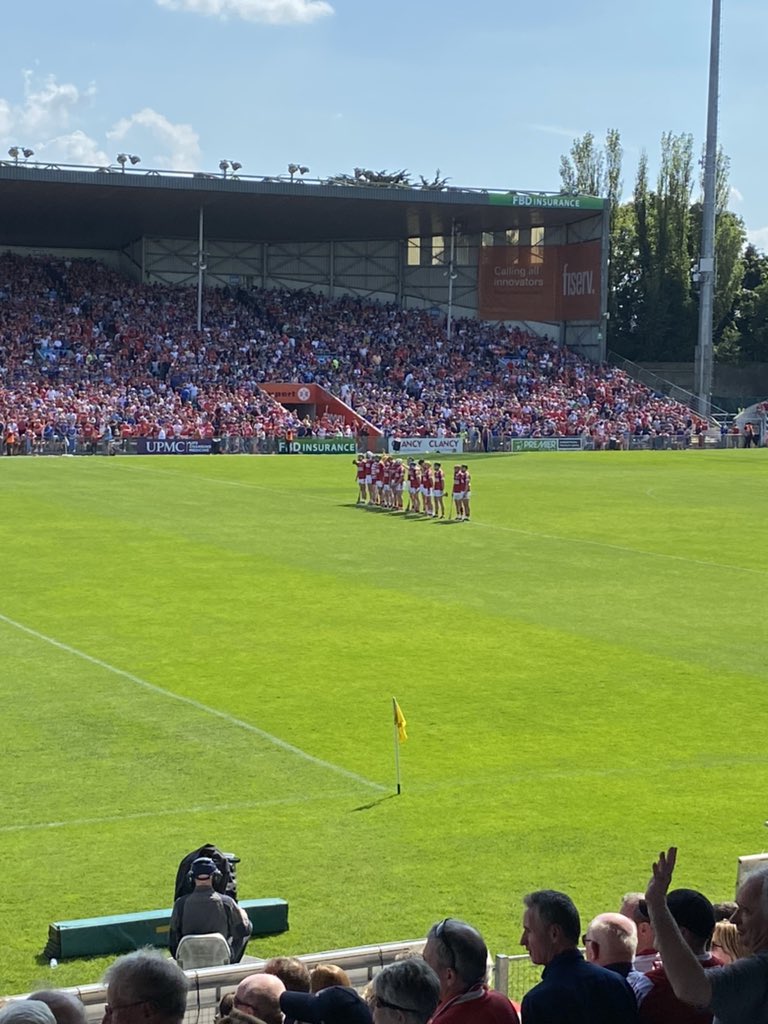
xmin=0 ymin=790 xmax=362 ymax=835
xmin=0 ymin=612 xmax=386 ymax=794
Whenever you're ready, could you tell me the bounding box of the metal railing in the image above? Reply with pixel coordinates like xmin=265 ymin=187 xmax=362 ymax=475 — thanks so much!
xmin=2 ymin=431 xmax=761 ymax=459
xmin=607 ymin=350 xmax=731 ymax=422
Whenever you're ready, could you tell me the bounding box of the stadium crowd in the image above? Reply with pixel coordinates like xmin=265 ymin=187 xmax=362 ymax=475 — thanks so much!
xmin=1 ymin=847 xmax=766 ymax=1024
xmin=0 ymin=253 xmax=706 ymax=453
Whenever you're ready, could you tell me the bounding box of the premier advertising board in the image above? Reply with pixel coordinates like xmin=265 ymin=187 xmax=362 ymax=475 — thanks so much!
xmin=511 ymin=438 xmax=583 ymax=452
xmin=391 ymin=437 xmax=465 ymax=455
xmin=136 ymin=439 xmax=214 ymax=455
xmin=278 ymin=438 xmax=357 ymax=454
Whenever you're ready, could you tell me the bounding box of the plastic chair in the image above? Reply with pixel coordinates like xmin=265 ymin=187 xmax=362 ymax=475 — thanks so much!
xmin=175 ymin=932 xmax=232 ymax=969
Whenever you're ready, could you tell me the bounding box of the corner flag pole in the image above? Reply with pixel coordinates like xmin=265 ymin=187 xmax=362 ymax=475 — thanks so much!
xmin=392 ymin=697 xmax=407 ymax=794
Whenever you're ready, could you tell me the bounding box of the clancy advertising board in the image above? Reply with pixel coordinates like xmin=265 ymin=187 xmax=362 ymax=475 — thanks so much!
xmin=278 ymin=438 xmax=357 ymax=454
xmin=390 ymin=437 xmax=464 ymax=455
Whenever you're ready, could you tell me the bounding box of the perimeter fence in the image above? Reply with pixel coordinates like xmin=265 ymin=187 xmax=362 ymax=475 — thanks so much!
xmin=0 ymin=432 xmax=758 ymax=458
xmin=8 ymin=944 xmax=540 ymax=1024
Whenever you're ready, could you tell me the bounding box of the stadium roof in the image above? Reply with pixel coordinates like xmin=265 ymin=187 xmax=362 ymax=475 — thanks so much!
xmin=0 ymin=165 xmax=607 ymax=251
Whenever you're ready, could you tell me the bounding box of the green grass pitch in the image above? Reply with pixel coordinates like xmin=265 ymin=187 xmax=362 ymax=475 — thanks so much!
xmin=1 ymin=449 xmax=766 ymax=995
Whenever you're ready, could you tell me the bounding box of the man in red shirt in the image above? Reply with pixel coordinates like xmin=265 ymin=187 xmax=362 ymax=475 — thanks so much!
xmin=634 ymin=889 xmax=721 ymax=1024
xmin=423 ymin=917 xmax=520 ymax=1024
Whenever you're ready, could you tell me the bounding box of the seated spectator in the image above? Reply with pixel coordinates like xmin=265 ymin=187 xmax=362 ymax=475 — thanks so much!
xmin=520 ymin=890 xmax=638 ymax=1023
xmin=635 ymin=888 xmax=720 ymax=1024
xmin=233 ymin=976 xmax=285 ymax=1024
xmin=281 ymin=986 xmax=372 ymax=1024
xmin=102 ymin=949 xmax=189 ymax=1024
xmin=264 ymin=958 xmax=312 ymax=993
xmin=423 ymin=917 xmax=520 ymax=1024
xmin=169 ymin=856 xmax=252 ymax=963
xmin=709 ymin=919 xmax=747 ymax=965
xmin=310 ymin=965 xmax=352 ymax=993
xmin=368 ymin=958 xmax=440 ymax=1024
xmin=0 ymin=1005 xmax=56 ymax=1024
xmin=712 ymin=901 xmax=737 ymax=922
xmin=582 ymin=913 xmax=642 ymax=982
xmin=27 ymin=993 xmax=85 ymax=1024
xmin=620 ymin=892 xmax=657 ymax=973
xmin=216 ymin=995 xmax=235 ymax=1021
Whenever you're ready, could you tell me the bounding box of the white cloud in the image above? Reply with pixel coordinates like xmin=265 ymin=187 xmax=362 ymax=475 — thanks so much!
xmin=0 ymin=99 xmax=11 ymax=136
xmin=36 ymin=130 xmax=110 ymax=168
xmin=0 ymin=70 xmax=98 ymax=159
xmin=730 ymin=185 xmax=744 ymax=204
xmin=155 ymin=0 xmax=333 ymax=24
xmin=747 ymin=226 xmax=768 ymax=252
xmin=16 ymin=70 xmax=97 ymax=137
xmin=527 ymin=123 xmax=583 ymax=140
xmin=108 ymin=107 xmax=201 ymax=170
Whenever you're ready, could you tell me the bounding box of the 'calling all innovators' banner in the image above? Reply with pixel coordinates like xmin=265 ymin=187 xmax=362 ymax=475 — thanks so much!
xmin=478 ymin=241 xmax=602 ymax=322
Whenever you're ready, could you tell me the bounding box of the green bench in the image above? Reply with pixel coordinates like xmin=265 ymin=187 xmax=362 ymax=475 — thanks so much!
xmin=43 ymin=898 xmax=289 ymax=960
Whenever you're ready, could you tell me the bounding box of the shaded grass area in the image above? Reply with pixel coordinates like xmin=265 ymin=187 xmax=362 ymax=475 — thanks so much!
xmin=0 ymin=450 xmax=766 ymax=992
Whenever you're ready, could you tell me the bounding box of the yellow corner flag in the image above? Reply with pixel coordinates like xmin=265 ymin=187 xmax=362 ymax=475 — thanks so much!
xmin=393 ymin=698 xmax=408 ymax=742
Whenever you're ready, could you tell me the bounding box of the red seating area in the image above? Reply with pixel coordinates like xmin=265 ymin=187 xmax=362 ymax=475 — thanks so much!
xmin=0 ymin=253 xmax=701 ymax=448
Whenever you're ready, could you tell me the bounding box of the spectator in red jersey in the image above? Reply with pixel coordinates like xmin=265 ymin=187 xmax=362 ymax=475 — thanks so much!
xmin=422 ymin=918 xmax=520 ymax=1024
xmin=634 ymin=888 xmax=721 ymax=1024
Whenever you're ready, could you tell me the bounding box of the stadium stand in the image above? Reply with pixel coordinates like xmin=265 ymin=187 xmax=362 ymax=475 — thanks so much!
xmin=0 ymin=252 xmax=704 ymax=453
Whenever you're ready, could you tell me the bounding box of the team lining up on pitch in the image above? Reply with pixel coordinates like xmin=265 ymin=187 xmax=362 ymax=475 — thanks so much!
xmin=355 ymin=455 xmax=472 ymax=520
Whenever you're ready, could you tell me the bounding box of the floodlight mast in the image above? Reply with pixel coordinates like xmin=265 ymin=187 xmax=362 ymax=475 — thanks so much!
xmin=695 ymin=0 xmax=721 ymax=418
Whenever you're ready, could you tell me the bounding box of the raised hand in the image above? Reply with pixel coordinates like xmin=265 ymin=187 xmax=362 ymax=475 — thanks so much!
xmin=646 ymin=846 xmax=677 ymax=908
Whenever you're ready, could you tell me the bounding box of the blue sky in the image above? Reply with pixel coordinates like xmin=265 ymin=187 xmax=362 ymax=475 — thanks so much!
xmin=2 ymin=0 xmax=766 ymax=249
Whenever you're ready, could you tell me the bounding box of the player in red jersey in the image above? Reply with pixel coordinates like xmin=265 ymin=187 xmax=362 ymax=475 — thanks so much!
xmin=381 ymin=455 xmax=393 ymax=508
xmin=366 ymin=453 xmax=376 ymax=504
xmin=392 ymin=459 xmax=404 ymax=510
xmin=452 ymin=465 xmax=464 ymax=520
xmin=433 ymin=462 xmax=445 ymax=519
xmin=421 ymin=461 xmax=434 ymax=517
xmin=460 ymin=464 xmax=472 ymax=520
xmin=354 ymin=455 xmax=367 ymax=503
xmin=406 ymin=459 xmax=420 ymax=513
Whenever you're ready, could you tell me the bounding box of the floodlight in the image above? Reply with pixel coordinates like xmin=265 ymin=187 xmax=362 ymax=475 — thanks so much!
xmin=22 ymin=148 xmax=34 ymax=159
xmin=231 ymin=161 xmax=242 ymax=172
xmin=129 ymin=154 xmax=141 ymax=165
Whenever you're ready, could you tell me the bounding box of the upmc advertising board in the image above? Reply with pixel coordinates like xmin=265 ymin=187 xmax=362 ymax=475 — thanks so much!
xmin=136 ymin=439 xmax=214 ymax=455
xmin=478 ymin=241 xmax=602 ymax=322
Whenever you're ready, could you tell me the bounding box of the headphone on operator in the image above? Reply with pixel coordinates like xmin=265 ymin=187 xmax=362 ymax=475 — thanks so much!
xmin=186 ymin=856 xmax=222 ymax=888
